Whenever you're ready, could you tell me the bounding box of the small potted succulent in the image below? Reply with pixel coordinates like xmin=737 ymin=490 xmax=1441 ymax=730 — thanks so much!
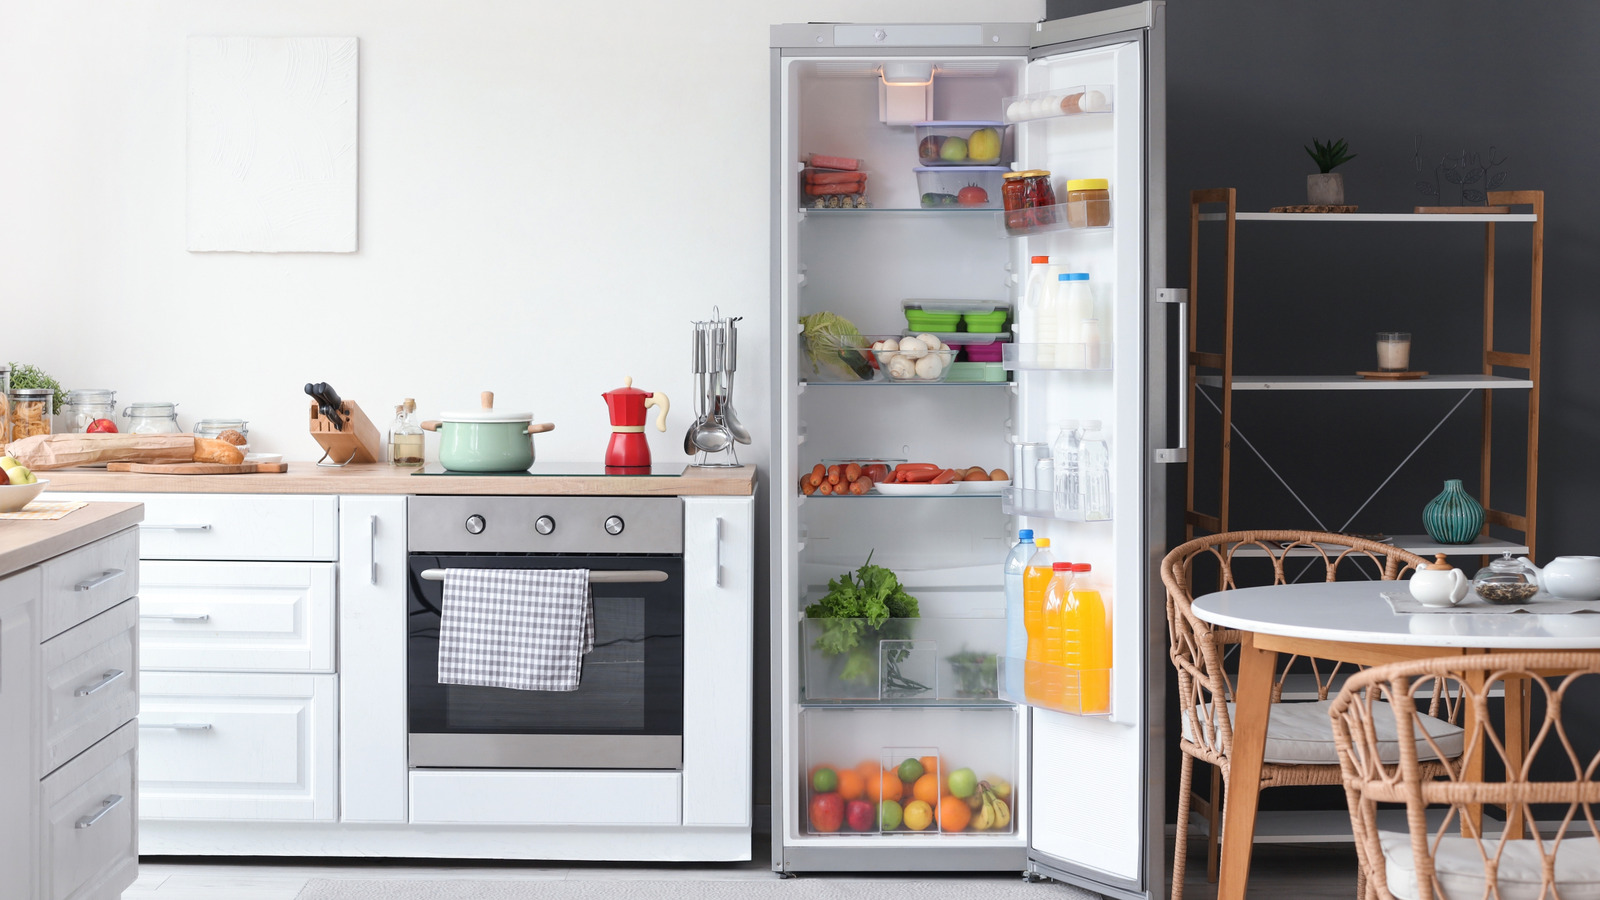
xmin=1304 ymin=137 xmax=1356 ymax=205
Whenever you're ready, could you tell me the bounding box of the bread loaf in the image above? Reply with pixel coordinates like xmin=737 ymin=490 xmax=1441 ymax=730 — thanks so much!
xmin=218 ymin=429 xmax=247 ymax=446
xmin=193 ymin=438 xmax=245 ymax=465
xmin=5 ymin=433 xmax=195 ymax=469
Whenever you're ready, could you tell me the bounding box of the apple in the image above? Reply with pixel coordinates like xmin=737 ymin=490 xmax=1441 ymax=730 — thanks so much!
xmin=0 ymin=467 xmax=9 ymax=486
xmin=811 ymin=767 xmax=838 ymax=793
xmin=947 ymin=767 xmax=978 ymax=799
xmin=0 ymin=456 xmax=18 ymax=471
xmin=938 ymin=136 xmax=969 ymax=162
xmin=967 ymin=127 xmax=1001 ymax=161
xmin=878 ymin=799 xmax=903 ymax=830
xmin=918 ymin=135 xmax=945 ymax=161
xmin=9 ymin=466 xmax=34 ymax=486
xmin=86 ymin=418 xmax=118 ymax=434
xmin=808 ymin=792 xmax=844 ymax=833
xmin=845 ymin=799 xmax=875 ymax=832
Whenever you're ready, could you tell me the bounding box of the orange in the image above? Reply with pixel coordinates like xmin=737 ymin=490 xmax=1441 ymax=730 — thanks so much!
xmin=919 ymin=755 xmax=941 ymax=779
xmin=937 ymin=794 xmax=971 ymax=832
xmin=879 ymin=771 xmax=904 ymax=804
xmin=912 ymin=773 xmax=941 ymax=806
xmin=835 ymin=768 xmax=864 ymax=801
xmin=858 ymin=763 xmax=884 ymax=802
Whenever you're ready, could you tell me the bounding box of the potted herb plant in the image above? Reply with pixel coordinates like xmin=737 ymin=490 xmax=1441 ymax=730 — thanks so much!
xmin=1305 ymin=137 xmax=1356 ymax=205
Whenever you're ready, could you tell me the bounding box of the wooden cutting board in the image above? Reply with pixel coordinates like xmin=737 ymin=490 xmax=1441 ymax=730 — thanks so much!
xmin=105 ymin=461 xmax=289 ymax=475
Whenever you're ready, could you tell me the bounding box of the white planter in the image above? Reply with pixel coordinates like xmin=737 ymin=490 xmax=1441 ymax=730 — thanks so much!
xmin=1307 ymin=173 xmax=1344 ymax=205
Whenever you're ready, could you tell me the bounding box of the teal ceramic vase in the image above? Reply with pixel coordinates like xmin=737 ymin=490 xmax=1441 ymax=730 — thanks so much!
xmin=1422 ymin=478 xmax=1485 ymax=544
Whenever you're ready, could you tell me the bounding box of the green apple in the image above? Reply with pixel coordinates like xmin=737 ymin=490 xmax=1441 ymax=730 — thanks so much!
xmin=938 ymin=136 xmax=968 ymax=162
xmin=0 ymin=456 xmax=19 ymax=471
xmin=947 ymin=767 xmax=978 ymax=799
xmin=879 ymin=799 xmax=903 ymax=830
xmin=10 ymin=466 xmax=34 ymax=485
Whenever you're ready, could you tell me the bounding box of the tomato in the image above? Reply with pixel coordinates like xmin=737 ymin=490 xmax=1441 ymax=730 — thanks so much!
xmin=86 ymin=418 xmax=118 ymax=433
xmin=957 ymin=184 xmax=989 ymax=207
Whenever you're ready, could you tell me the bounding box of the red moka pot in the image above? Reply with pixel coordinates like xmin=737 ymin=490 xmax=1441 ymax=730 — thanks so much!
xmin=601 ymin=376 xmax=669 ymax=468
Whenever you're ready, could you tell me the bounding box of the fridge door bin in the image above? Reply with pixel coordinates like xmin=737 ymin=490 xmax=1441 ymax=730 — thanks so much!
xmin=997 ymin=202 xmax=1113 ymax=237
xmin=1000 ymin=487 xmax=1113 ymax=523
xmin=1001 ymin=84 xmax=1115 ymax=123
xmin=1001 ymin=343 xmax=1114 ymax=371
xmin=801 ymin=707 xmax=1017 ymax=836
xmin=997 ymin=657 xmax=1111 ymax=717
xmin=800 ymin=617 xmax=1006 ymax=703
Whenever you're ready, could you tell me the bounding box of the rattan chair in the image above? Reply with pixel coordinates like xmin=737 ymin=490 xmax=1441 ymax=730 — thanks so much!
xmin=1332 ymin=652 xmax=1600 ymax=900
xmin=1162 ymin=531 xmax=1456 ymax=900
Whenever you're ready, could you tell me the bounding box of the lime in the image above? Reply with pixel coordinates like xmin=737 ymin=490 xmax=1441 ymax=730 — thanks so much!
xmin=811 ymin=767 xmax=838 ymax=793
xmin=897 ymin=758 xmax=924 ymax=783
xmin=879 ymin=799 xmax=903 ymax=830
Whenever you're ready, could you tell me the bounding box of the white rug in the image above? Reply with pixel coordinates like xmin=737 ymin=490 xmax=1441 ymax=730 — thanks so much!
xmin=294 ymin=877 xmax=1099 ymax=899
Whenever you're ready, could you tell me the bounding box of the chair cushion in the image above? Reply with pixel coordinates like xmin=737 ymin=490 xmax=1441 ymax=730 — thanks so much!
xmin=1180 ymin=699 xmax=1463 ymax=765
xmin=1380 ymin=830 xmax=1600 ymax=900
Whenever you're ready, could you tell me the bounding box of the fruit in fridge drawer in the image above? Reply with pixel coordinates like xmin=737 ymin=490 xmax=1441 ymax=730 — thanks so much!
xmin=845 ymin=799 xmax=875 ymax=832
xmin=969 ymin=781 xmax=1013 ymax=831
xmin=903 ymin=800 xmax=934 ymax=831
xmin=956 ymin=184 xmax=989 ymax=206
xmin=937 ymin=794 xmax=971 ymax=832
xmin=896 ymin=758 xmax=924 ymax=783
xmin=918 ymin=135 xmax=945 ymax=161
xmin=835 ymin=767 xmax=865 ymax=801
xmin=809 ymin=792 xmax=844 ymax=832
xmin=879 ymin=799 xmax=903 ymax=830
xmin=912 ymin=773 xmax=941 ymax=806
xmin=811 ymin=767 xmax=838 ymax=793
xmin=938 ymin=136 xmax=969 ymax=162
xmin=967 ymin=127 xmax=1001 ymax=161
xmin=947 ymin=767 xmax=977 ymax=799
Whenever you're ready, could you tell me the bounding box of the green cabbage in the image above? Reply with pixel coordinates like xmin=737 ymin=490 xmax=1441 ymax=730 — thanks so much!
xmin=799 ymin=312 xmax=874 ymax=381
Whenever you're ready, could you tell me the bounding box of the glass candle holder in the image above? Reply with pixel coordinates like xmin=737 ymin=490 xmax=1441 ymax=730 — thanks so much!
xmin=1377 ymin=332 xmax=1412 ymax=371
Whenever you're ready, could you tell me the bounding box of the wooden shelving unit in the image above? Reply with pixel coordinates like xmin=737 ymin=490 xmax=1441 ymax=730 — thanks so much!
xmin=1184 ymin=189 xmax=1544 ymax=558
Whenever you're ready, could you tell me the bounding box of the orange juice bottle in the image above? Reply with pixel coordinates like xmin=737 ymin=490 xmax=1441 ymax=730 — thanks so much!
xmin=1021 ymin=539 xmax=1056 ymax=702
xmin=1038 ymin=562 xmax=1075 ymax=708
xmin=1065 ymin=562 xmax=1111 ymax=714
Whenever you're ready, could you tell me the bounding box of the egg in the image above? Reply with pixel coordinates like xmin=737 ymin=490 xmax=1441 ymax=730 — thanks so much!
xmin=1081 ymin=89 xmax=1108 ymax=113
xmin=1006 ymin=100 xmax=1028 ymax=122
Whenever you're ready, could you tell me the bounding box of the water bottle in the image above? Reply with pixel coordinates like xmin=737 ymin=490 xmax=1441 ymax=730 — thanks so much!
xmin=1078 ymin=421 xmax=1111 ymax=521
xmin=1050 ymin=421 xmax=1081 ymax=519
xmin=1003 ymin=529 xmax=1036 ymax=699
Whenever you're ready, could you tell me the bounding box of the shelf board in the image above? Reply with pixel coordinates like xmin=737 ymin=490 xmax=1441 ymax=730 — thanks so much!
xmin=800 ymin=380 xmax=1012 ymax=387
xmin=798 ymin=698 xmax=1013 ymax=709
xmin=805 ymin=492 xmax=1005 ymax=500
xmin=800 ymin=207 xmax=995 ymax=216
xmin=1225 ymin=534 xmax=1528 ymax=559
xmin=1198 ymin=211 xmax=1538 ymax=223
xmin=1197 ymin=374 xmax=1533 ymax=391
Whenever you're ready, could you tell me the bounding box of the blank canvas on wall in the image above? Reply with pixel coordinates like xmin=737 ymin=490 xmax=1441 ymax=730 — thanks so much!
xmin=187 ymin=36 xmax=358 ymax=252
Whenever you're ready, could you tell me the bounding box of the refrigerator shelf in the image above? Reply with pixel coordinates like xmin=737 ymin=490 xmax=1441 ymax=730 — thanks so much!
xmin=799 ymin=379 xmax=1012 ymax=388
xmin=1001 ymin=84 xmax=1115 ymax=124
xmin=800 ymin=206 xmax=995 ymax=216
xmin=997 ymin=657 xmax=1112 ymax=717
xmin=800 ymin=699 xmax=1014 ymax=709
xmin=1001 ymin=487 xmax=1113 ymax=522
xmin=802 ymin=491 xmax=1005 ymax=501
xmin=1001 ymin=343 xmax=1114 ymax=371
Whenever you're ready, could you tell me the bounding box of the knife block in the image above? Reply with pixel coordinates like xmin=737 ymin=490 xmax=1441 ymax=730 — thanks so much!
xmin=308 ymin=400 xmax=382 ymax=465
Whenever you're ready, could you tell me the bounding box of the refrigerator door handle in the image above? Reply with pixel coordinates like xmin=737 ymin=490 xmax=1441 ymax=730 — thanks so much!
xmin=1155 ymin=288 xmax=1188 ymax=463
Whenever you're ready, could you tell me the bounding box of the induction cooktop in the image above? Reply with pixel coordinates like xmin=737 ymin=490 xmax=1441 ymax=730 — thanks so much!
xmin=410 ymin=461 xmax=684 ymax=477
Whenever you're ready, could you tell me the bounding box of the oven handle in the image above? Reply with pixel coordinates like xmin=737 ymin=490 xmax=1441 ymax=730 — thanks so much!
xmin=419 ymin=568 xmax=669 ymax=584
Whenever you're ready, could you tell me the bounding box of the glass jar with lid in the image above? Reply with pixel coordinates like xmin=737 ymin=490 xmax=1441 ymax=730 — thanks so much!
xmin=0 ymin=365 xmax=10 ymax=444
xmin=59 ymin=389 xmax=118 ymax=434
xmin=123 ymin=402 xmax=181 ymax=435
xmin=1064 ymin=178 xmax=1111 ymax=228
xmin=10 ymin=388 xmax=54 ymax=439
xmin=1472 ymin=552 xmax=1541 ymax=605
xmin=194 ymin=418 xmax=249 ymax=452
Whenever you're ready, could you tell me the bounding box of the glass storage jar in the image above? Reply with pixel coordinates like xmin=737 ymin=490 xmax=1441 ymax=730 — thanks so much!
xmin=59 ymin=389 xmax=118 ymax=434
xmin=123 ymin=402 xmax=181 ymax=435
xmin=1065 ymin=178 xmax=1111 ymax=228
xmin=1002 ymin=170 xmax=1057 ymax=233
xmin=10 ymin=388 xmax=54 ymax=439
xmin=0 ymin=365 xmax=10 ymax=444
xmin=194 ymin=418 xmax=248 ymax=444
xmin=1472 ymin=552 xmax=1541 ymax=605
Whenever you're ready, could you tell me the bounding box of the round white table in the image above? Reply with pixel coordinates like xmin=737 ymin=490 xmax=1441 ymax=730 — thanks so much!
xmin=1190 ymin=579 xmax=1600 ymax=900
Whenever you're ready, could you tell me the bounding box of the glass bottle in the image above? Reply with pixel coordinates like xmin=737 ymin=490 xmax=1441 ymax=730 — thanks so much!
xmin=389 ymin=399 xmax=424 ymax=465
xmin=1078 ymin=421 xmax=1111 ymax=521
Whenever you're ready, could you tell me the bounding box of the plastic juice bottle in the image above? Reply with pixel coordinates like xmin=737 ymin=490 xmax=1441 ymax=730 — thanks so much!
xmin=1065 ymin=562 xmax=1111 ymax=714
xmin=1037 ymin=561 xmax=1075 ymax=707
xmin=1022 ymin=539 xmax=1057 ymax=702
xmin=1003 ymin=529 xmax=1036 ymax=699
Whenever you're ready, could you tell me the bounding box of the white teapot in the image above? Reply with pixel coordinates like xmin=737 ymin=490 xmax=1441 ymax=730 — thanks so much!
xmin=1520 ymin=556 xmax=1600 ymax=601
xmin=1409 ymin=554 xmax=1469 ymax=607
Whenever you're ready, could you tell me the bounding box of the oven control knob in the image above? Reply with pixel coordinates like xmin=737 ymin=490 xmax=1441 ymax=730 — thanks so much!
xmin=604 ymin=516 xmax=625 ymax=536
xmin=535 ymin=515 xmax=556 ymax=536
xmin=464 ymin=515 xmax=486 ymax=535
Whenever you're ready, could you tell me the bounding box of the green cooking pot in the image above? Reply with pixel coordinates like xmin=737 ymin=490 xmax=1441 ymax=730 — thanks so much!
xmin=422 ymin=391 xmax=556 ymax=472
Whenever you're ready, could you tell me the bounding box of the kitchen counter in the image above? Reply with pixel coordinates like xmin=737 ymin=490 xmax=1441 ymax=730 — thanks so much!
xmin=0 ymin=501 xmax=142 ymax=577
xmin=39 ymin=463 xmax=757 ymax=497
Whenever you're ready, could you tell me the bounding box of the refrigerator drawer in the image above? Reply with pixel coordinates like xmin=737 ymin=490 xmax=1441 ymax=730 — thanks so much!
xmin=801 ymin=617 xmax=1006 ymax=704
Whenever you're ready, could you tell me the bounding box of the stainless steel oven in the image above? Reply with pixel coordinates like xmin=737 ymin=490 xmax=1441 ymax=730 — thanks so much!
xmin=406 ymin=495 xmax=684 ymax=770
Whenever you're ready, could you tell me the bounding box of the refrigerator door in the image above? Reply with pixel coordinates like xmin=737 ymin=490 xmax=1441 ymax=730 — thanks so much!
xmin=1016 ymin=4 xmax=1166 ymax=899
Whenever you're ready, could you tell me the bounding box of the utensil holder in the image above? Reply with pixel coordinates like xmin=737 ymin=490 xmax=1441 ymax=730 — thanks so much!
xmin=309 ymin=400 xmax=382 ymax=466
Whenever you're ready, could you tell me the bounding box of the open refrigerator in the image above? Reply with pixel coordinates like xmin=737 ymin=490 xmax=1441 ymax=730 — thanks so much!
xmin=769 ymin=5 xmax=1173 ymax=896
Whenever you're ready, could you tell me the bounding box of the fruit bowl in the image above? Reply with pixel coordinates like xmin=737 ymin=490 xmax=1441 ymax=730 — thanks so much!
xmin=913 ymin=121 xmax=1007 ymax=166
xmin=0 ymin=479 xmax=49 ymax=513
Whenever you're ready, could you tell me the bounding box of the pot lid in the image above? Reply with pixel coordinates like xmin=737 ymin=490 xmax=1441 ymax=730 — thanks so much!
xmin=441 ymin=390 xmax=532 ymax=423
xmin=603 ymin=375 xmax=647 ymax=397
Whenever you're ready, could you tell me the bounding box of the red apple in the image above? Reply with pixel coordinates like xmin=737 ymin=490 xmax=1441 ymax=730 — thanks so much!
xmin=86 ymin=418 xmax=118 ymax=433
xmin=0 ymin=467 xmax=9 ymax=486
xmin=808 ymin=792 xmax=844 ymax=833
xmin=845 ymin=799 xmax=874 ymax=832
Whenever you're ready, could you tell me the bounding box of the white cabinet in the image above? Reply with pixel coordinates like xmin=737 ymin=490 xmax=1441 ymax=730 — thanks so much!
xmin=138 ymin=561 xmax=336 ymax=672
xmin=49 ymin=492 xmax=337 ymax=562
xmin=681 ymin=497 xmax=755 ymax=828
xmin=336 ymin=496 xmax=409 ymax=823
xmin=41 ymin=599 xmax=139 ymax=774
xmin=410 ymin=770 xmax=681 ymax=826
xmin=0 ymin=567 xmax=42 ymax=900
xmin=40 ymin=721 xmax=137 ymax=900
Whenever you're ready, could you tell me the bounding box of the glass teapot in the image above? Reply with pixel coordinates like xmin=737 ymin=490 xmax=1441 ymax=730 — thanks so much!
xmin=1471 ymin=552 xmax=1541 ymax=605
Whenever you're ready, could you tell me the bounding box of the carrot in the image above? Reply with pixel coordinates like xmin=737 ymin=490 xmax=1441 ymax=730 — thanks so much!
xmin=818 ymin=480 xmax=833 ymax=495
xmin=849 ymin=479 xmax=870 ymax=495
xmin=827 ymin=464 xmax=842 ymax=481
xmin=845 ymin=463 xmax=863 ymax=483
xmin=931 ymin=468 xmax=957 ymax=484
xmin=811 ymin=464 xmax=825 ymax=484
xmin=800 ymin=477 xmax=817 ymax=496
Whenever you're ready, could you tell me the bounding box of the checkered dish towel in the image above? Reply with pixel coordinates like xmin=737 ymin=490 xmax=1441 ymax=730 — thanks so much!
xmin=437 ymin=568 xmax=594 ymax=692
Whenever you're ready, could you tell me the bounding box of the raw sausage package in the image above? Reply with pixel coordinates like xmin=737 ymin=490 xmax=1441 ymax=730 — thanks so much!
xmin=6 ymin=433 xmax=196 ymax=469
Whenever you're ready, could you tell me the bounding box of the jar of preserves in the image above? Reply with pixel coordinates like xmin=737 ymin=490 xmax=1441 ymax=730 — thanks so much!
xmin=194 ymin=418 xmax=250 ymax=451
xmin=60 ymin=389 xmax=118 ymax=433
xmin=1002 ymin=170 xmax=1058 ymax=233
xmin=123 ymin=402 xmax=181 ymax=435
xmin=1065 ymin=178 xmax=1111 ymax=228
xmin=10 ymin=388 xmax=54 ymax=439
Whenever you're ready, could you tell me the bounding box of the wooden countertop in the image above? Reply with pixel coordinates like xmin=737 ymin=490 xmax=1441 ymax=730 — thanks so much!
xmin=39 ymin=463 xmax=758 ymax=497
xmin=0 ymin=502 xmax=143 ymax=578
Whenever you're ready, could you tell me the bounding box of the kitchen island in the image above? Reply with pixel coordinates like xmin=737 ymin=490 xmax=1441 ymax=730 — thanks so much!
xmin=45 ymin=465 xmax=758 ymax=862
xmin=0 ymin=501 xmax=143 ymax=900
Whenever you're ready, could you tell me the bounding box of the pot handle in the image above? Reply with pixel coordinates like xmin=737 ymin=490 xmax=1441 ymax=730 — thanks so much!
xmin=527 ymin=422 xmax=556 ymax=435
xmin=421 ymin=421 xmax=443 ymax=432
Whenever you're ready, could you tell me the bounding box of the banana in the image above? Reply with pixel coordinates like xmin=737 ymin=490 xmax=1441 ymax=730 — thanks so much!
xmin=971 ymin=790 xmax=996 ymax=831
xmin=991 ymin=794 xmax=1012 ymax=831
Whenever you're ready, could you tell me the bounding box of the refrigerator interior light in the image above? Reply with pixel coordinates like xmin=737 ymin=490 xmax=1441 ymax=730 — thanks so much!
xmin=878 ymin=63 xmax=934 ymax=125
xmin=879 ymin=61 xmax=934 ymax=86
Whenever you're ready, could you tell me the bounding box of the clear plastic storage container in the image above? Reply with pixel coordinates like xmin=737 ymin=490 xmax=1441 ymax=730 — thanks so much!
xmin=800 ymin=617 xmax=1007 ymax=703
xmin=913 ymin=166 xmax=1007 ymax=209
xmin=913 ymin=122 xmax=1007 ymax=166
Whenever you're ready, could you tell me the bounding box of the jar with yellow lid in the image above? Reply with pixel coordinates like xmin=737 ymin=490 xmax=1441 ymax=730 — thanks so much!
xmin=1065 ymin=178 xmax=1110 ymax=228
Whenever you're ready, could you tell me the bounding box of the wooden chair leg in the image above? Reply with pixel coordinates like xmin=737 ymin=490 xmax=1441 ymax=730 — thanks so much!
xmin=1172 ymin=753 xmax=1194 ymax=900
xmin=1206 ymin=764 xmax=1222 ymax=883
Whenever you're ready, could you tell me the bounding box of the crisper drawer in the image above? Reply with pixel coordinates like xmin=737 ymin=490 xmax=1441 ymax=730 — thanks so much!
xmin=40 ymin=721 xmax=138 ymax=900
xmin=51 ymin=493 xmax=338 ymax=562
xmin=139 ymin=562 xmax=336 ymax=673
xmin=41 ymin=599 xmax=138 ymax=776
xmin=138 ymin=672 xmax=337 ymax=821
xmin=409 ymin=770 xmax=680 ymax=826
xmin=40 ymin=527 xmax=138 ymax=641
xmin=801 ymin=616 xmax=1006 ymax=703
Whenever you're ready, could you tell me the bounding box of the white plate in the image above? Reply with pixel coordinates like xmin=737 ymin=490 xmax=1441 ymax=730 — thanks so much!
xmin=873 ymin=481 xmax=959 ymax=497
xmin=955 ymin=478 xmax=1010 ymax=495
xmin=244 ymin=453 xmax=283 ymax=464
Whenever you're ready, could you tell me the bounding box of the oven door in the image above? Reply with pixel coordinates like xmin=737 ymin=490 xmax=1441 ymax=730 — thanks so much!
xmin=406 ymin=554 xmax=684 ymax=769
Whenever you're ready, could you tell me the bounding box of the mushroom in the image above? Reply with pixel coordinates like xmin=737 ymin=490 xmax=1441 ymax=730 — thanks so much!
xmin=898 ymin=337 xmax=929 ymax=360
xmin=915 ymin=354 xmax=945 ymax=379
xmin=887 ymin=355 xmax=917 ymax=380
xmin=915 ymin=333 xmax=943 ymax=351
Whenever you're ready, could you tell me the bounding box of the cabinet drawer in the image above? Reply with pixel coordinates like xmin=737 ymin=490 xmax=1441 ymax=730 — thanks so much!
xmin=52 ymin=493 xmax=337 ymax=562
xmin=40 ymin=528 xmax=138 ymax=641
xmin=41 ymin=600 xmax=138 ymax=776
xmin=409 ymin=770 xmax=680 ymax=826
xmin=40 ymin=721 xmax=137 ymax=900
xmin=139 ymin=562 xmax=336 ymax=673
xmin=138 ymin=672 xmax=337 ymax=821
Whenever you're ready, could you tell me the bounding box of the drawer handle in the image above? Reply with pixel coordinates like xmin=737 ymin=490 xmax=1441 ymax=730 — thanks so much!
xmin=73 ymin=569 xmax=125 ymax=592
xmin=139 ymin=722 xmax=212 ymax=731
xmin=419 ymin=569 xmax=669 ymax=584
xmin=140 ymin=523 xmax=212 ymax=532
xmin=74 ymin=669 xmax=126 ymax=697
xmin=75 ymin=794 xmax=124 ymax=829
xmin=140 ymin=613 xmax=210 ymax=622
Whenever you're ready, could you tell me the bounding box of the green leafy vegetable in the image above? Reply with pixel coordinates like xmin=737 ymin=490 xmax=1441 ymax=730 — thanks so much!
xmin=945 ymin=648 xmax=999 ymax=698
xmin=8 ymin=363 xmax=67 ymax=414
xmin=805 ymin=553 xmax=922 ymax=690
xmin=799 ymin=311 xmax=874 ymax=381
